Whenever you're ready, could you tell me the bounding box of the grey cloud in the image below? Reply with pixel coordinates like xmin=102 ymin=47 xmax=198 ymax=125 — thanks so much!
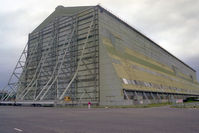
xmin=115 ymin=0 xmax=199 ymax=59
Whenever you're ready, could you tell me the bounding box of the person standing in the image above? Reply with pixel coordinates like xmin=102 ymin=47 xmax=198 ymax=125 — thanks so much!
xmin=88 ymin=101 xmax=91 ymax=109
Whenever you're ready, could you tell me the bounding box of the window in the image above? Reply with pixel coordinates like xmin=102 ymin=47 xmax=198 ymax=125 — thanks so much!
xmin=122 ymin=78 xmax=128 ymax=84
xmin=131 ymin=80 xmax=136 ymax=85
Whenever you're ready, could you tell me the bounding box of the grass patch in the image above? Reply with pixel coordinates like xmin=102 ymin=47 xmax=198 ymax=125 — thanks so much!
xmin=92 ymin=102 xmax=171 ymax=109
xmin=171 ymin=105 xmax=199 ymax=108
xmin=171 ymin=102 xmax=199 ymax=108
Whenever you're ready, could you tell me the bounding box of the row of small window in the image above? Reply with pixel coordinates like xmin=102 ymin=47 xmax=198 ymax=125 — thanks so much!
xmin=122 ymin=78 xmax=197 ymax=93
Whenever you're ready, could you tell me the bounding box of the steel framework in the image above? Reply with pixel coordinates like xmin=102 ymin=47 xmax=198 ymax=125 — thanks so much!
xmin=1 ymin=7 xmax=99 ymax=104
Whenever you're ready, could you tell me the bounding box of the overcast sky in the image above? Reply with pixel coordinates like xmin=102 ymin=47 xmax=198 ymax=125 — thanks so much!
xmin=0 ymin=0 xmax=199 ymax=88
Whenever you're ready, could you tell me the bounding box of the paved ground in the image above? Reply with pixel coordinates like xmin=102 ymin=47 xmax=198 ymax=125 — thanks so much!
xmin=0 ymin=106 xmax=199 ymax=133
